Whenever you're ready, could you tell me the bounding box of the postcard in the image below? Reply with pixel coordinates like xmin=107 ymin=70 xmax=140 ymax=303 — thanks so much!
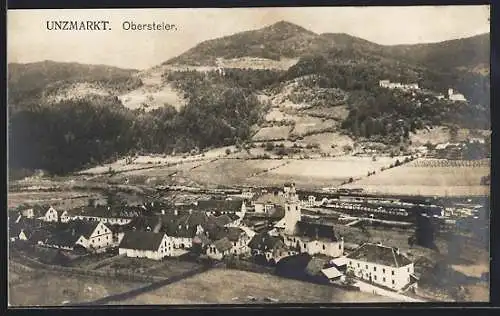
xmin=7 ymin=6 xmax=490 ymax=306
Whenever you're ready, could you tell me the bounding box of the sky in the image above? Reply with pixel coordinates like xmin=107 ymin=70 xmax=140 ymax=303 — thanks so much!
xmin=7 ymin=6 xmax=490 ymax=70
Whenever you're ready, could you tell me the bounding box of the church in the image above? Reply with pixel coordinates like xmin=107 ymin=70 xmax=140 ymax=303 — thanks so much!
xmin=273 ymin=183 xmax=344 ymax=258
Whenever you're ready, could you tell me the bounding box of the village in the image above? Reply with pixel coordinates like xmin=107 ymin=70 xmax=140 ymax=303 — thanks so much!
xmin=8 ymin=177 xmax=488 ymax=304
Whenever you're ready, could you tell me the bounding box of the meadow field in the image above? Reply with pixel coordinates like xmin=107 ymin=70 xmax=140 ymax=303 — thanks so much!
xmin=342 ymin=158 xmax=490 ymax=196
xmin=8 ymin=270 xmax=145 ymax=306
xmin=252 ymin=126 xmax=293 ymax=141
xmin=113 ymin=268 xmax=397 ymax=304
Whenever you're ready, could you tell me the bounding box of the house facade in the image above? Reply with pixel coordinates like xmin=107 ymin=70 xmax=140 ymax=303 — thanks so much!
xmin=43 ymin=206 xmax=59 ymax=222
xmin=119 ymin=231 xmax=173 ymax=260
xmin=40 ymin=221 xmax=113 ymax=253
xmin=60 ymin=206 xmax=140 ymax=225
xmin=346 ymin=243 xmax=415 ymax=291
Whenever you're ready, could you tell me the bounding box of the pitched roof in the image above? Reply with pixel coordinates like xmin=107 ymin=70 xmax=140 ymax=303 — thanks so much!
xmin=322 ymin=266 xmax=342 ymax=279
xmin=213 ymin=214 xmax=233 ymax=227
xmin=214 ymin=237 xmax=233 ymax=252
xmin=248 ymin=233 xmax=284 ymax=252
xmin=160 ymin=212 xmax=209 ymax=238
xmin=119 ymin=231 xmax=166 ymax=251
xmin=226 ymin=227 xmax=244 ymax=241
xmin=254 ymin=193 xmax=286 ymax=206
xmin=44 ymin=221 xmax=101 ymax=247
xmin=67 ymin=206 xmax=142 ymax=219
xmin=127 ymin=215 xmax=162 ymax=232
xmin=296 ymin=220 xmax=339 ymax=241
xmin=346 ymin=243 xmax=413 ymax=268
xmin=196 ymin=199 xmax=243 ymax=212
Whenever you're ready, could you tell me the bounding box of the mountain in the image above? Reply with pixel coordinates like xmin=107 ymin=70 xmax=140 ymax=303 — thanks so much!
xmin=385 ymin=33 xmax=489 ymax=74
xmin=7 ymin=21 xmax=490 ymax=176
xmin=8 ymin=61 xmax=141 ymax=104
xmin=165 ymin=20 xmax=489 ymax=76
xmin=165 ymin=21 xmax=318 ymax=65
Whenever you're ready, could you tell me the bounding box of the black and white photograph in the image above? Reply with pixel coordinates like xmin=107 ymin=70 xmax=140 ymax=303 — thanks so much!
xmin=7 ymin=5 xmax=490 ymax=306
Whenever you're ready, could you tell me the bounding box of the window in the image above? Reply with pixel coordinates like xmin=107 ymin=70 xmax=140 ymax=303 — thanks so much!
xmin=392 ymin=280 xmax=395 ymax=285
xmin=407 ymin=267 xmax=410 ymax=273
xmin=382 ymin=268 xmax=385 ymax=274
xmin=383 ymin=277 xmax=386 ymax=282
xmin=374 ymin=276 xmax=377 ymax=281
xmin=98 ymin=238 xmax=100 ymax=242
xmin=373 ymin=267 xmax=376 ymax=272
xmin=339 ymin=244 xmax=341 ymax=250
xmin=391 ymin=270 xmax=395 ymax=276
xmin=357 ymin=263 xmax=360 ymax=268
xmin=365 ymin=265 xmax=368 ymax=269
xmin=323 ymin=245 xmax=325 ymax=250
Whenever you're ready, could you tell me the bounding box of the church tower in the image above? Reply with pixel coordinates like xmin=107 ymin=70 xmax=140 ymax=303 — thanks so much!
xmin=283 ymin=183 xmax=301 ymax=235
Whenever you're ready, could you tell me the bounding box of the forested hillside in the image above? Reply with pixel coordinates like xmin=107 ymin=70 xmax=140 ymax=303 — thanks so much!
xmin=8 ymin=21 xmax=490 ymax=176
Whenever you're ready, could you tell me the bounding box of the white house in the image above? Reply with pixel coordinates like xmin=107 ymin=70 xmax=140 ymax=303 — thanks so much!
xmin=346 ymin=242 xmax=416 ymax=291
xmin=60 ymin=206 xmax=139 ymax=225
xmin=42 ymin=206 xmax=59 ymax=222
xmin=448 ymin=88 xmax=467 ymax=102
xmin=119 ymin=231 xmax=173 ymax=260
xmin=206 ymin=237 xmax=233 ymax=260
xmin=40 ymin=221 xmax=113 ymax=253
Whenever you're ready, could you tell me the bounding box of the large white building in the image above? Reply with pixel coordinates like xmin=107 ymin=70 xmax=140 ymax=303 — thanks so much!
xmin=448 ymin=88 xmax=467 ymax=102
xmin=346 ymin=242 xmax=416 ymax=291
xmin=379 ymin=80 xmax=419 ymax=91
xmin=60 ymin=206 xmax=142 ymax=225
xmin=119 ymin=231 xmax=173 ymax=260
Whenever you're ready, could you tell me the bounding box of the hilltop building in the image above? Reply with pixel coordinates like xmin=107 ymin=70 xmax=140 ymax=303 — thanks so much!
xmin=379 ymin=80 xmax=419 ymax=91
xmin=448 ymin=88 xmax=467 ymax=102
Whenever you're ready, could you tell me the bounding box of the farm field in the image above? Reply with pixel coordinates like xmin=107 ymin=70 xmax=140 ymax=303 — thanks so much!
xmin=410 ymin=126 xmax=490 ymax=146
xmin=252 ymin=126 xmax=292 ymax=141
xmin=343 ymin=159 xmax=490 ymax=196
xmin=174 ymin=159 xmax=288 ymax=187
xmin=7 ymin=191 xmax=103 ymax=210
xmin=300 ymin=105 xmax=350 ymax=121
xmin=113 ymin=268 xmax=398 ymax=304
xmin=8 ymin=270 xmax=145 ymax=306
xmin=78 ymin=146 xmax=236 ymax=175
xmin=95 ymin=256 xmax=203 ymax=279
xmin=267 ymin=157 xmax=404 ymax=182
xmin=265 ymin=108 xmax=298 ymax=122
xmin=167 ymin=157 xmax=406 ymax=189
xmin=297 ymin=132 xmax=354 ymax=154
xmin=290 ymin=116 xmax=338 ymax=137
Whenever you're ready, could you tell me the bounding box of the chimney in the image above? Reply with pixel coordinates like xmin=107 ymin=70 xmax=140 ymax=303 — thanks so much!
xmin=189 ymin=209 xmax=193 ymax=214
xmin=161 ymin=209 xmax=165 ymax=215
xmin=174 ymin=209 xmax=178 ymax=216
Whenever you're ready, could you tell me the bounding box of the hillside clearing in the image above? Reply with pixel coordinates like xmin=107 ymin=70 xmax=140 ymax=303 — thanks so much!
xmin=252 ymin=126 xmax=293 ymax=141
